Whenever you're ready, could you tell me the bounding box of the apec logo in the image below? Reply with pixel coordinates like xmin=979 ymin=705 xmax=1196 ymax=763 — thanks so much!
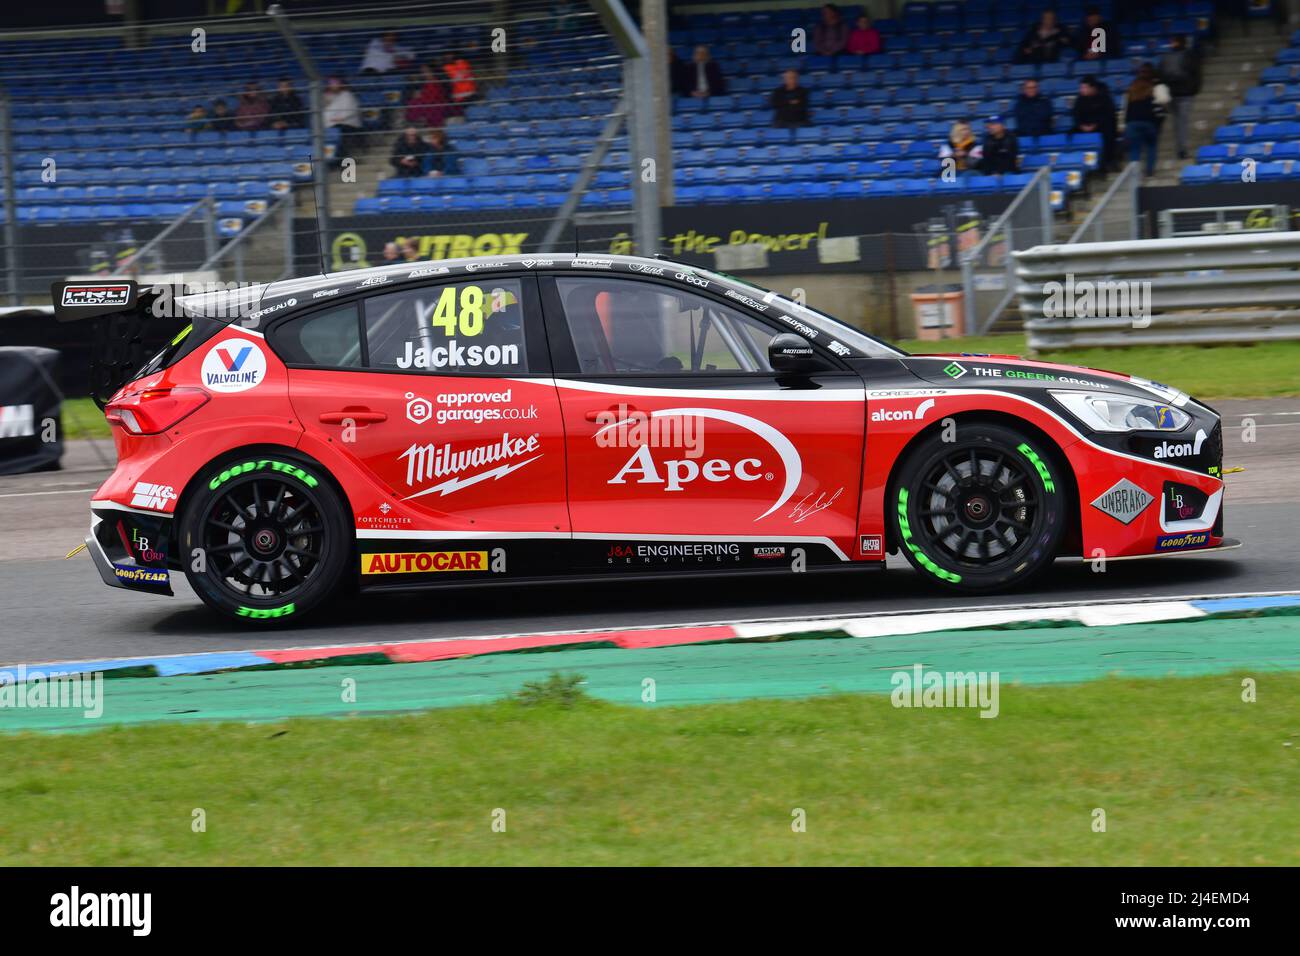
xmin=603 ymin=407 xmax=802 ymax=521
xmin=201 ymin=339 xmax=267 ymax=393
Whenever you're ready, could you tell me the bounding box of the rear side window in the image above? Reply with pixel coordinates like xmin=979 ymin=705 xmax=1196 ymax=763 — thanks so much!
xmin=363 ymin=278 xmax=529 ymax=375
xmin=270 ymin=304 xmax=363 ymax=368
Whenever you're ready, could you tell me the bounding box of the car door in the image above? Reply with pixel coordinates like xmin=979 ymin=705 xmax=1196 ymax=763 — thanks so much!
xmin=279 ymin=273 xmax=569 ymax=540
xmin=539 ymin=271 xmax=866 ymax=571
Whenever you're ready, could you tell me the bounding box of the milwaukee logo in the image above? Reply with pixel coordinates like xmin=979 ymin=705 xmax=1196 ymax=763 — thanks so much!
xmin=400 ymin=433 xmax=541 ymax=500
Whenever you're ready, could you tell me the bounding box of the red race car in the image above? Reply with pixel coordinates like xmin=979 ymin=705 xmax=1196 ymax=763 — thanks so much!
xmin=55 ymin=254 xmax=1235 ymax=624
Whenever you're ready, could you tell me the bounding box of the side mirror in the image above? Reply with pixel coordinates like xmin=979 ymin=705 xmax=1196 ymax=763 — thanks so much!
xmin=769 ymin=333 xmax=821 ymax=375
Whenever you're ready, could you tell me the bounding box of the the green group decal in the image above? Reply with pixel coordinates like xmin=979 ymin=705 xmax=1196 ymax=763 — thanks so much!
xmin=897 ymin=488 xmax=962 ymax=584
xmin=237 ymin=603 xmax=296 ymax=620
xmin=1016 ymin=443 xmax=1056 ymax=493
xmin=209 ymin=459 xmax=319 ymax=491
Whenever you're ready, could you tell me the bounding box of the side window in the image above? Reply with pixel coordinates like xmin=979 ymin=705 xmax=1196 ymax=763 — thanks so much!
xmin=270 ymin=304 xmax=363 ymax=368
xmin=554 ymin=277 xmax=776 ymax=375
xmin=363 ymin=278 xmax=529 ymax=375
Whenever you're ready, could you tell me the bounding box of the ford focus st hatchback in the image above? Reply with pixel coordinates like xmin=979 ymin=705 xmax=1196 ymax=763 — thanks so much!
xmin=55 ymin=254 xmax=1236 ymax=624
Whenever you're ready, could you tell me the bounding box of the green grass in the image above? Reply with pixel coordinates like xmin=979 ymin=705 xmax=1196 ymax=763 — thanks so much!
xmin=60 ymin=397 xmax=110 ymax=440
xmin=2 ymin=671 xmax=1296 ymax=865
xmin=898 ymin=333 xmax=1300 ymax=400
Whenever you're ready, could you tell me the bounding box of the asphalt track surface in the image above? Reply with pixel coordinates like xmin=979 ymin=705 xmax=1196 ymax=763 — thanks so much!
xmin=1 ymin=399 xmax=1297 ymax=667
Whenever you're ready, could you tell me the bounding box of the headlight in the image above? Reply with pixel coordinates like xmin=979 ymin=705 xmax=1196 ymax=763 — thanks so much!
xmin=1052 ymin=391 xmax=1192 ymax=433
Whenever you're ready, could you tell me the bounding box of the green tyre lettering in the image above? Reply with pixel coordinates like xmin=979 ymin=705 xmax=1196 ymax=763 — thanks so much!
xmin=897 ymin=487 xmax=962 ymax=584
xmin=235 ymin=602 xmax=296 ymax=620
xmin=210 ymin=459 xmax=319 ymax=491
xmin=1016 ymin=442 xmax=1056 ymax=494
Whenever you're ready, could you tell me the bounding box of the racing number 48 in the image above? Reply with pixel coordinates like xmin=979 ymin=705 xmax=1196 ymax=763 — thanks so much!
xmin=429 ymin=285 xmax=484 ymax=337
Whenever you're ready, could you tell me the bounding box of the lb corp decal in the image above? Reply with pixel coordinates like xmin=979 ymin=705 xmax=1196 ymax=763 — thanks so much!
xmin=201 ymin=339 xmax=267 ymax=392
xmin=600 ymin=407 xmax=802 ymax=521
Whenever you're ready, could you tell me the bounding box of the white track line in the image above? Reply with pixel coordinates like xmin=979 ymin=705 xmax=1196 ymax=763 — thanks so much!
xmin=0 ymin=488 xmax=98 ymax=499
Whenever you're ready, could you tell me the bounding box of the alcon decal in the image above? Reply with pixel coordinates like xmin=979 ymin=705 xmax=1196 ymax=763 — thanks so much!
xmin=1152 ymin=429 xmax=1207 ymax=460
xmin=871 ymin=399 xmax=936 ymax=423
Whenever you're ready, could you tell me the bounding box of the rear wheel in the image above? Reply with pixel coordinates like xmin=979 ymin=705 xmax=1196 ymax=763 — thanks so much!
xmin=889 ymin=422 xmax=1067 ymax=593
xmin=180 ymin=452 xmax=350 ymax=624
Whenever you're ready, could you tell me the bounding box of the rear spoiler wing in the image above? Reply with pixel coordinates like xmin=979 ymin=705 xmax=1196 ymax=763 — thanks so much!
xmin=50 ymin=280 xmax=176 ymax=408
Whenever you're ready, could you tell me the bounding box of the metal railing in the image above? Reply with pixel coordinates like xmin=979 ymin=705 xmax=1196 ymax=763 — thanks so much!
xmin=1157 ymin=204 xmax=1290 ymax=238
xmin=1015 ymin=230 xmax=1300 ymax=350
xmin=960 ymin=166 xmax=1053 ymax=335
xmin=1068 ymin=162 xmax=1140 ymax=244
xmin=197 ymin=194 xmax=295 ymax=284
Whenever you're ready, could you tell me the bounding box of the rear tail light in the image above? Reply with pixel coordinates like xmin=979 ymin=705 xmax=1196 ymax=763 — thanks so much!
xmin=106 ymin=386 xmax=209 ymax=435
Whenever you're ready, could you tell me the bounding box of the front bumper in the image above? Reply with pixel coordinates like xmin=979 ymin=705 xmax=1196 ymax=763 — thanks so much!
xmin=86 ymin=506 xmax=174 ymax=597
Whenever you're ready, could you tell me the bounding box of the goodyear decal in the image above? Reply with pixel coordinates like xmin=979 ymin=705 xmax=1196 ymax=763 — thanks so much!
xmin=1155 ymin=532 xmax=1210 ymax=552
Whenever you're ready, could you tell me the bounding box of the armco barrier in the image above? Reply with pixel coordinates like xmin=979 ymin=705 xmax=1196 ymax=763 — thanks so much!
xmin=1014 ymin=230 xmax=1300 ymax=350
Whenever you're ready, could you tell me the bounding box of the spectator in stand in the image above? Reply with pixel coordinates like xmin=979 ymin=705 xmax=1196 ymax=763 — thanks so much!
xmin=1123 ymin=64 xmax=1163 ymax=177
xmin=426 ymin=128 xmax=460 ymax=176
xmin=323 ymin=76 xmax=364 ymax=155
xmin=268 ymin=78 xmax=305 ymax=130
xmin=1076 ymin=5 xmax=1120 ymax=62
xmin=234 ymin=82 xmax=270 ymax=131
xmin=1158 ymin=36 xmax=1201 ymax=159
xmin=400 ymin=238 xmax=421 ymax=262
xmin=813 ymin=4 xmax=849 ymax=58
xmin=185 ymin=104 xmax=210 ymax=133
xmin=442 ymin=52 xmax=479 ymax=112
xmin=977 ymin=115 xmax=1019 ymax=174
xmin=382 ymin=242 xmax=401 ymax=263
xmin=210 ymin=99 xmax=235 ymax=132
xmin=1016 ymin=10 xmax=1072 ymax=65
xmin=406 ymin=63 xmax=450 ymax=130
xmin=390 ymin=127 xmax=431 ymax=178
xmin=771 ymin=68 xmax=811 ymax=128
xmin=939 ymin=120 xmax=979 ymax=172
xmin=1072 ymin=74 xmax=1118 ymax=170
xmin=360 ymin=31 xmax=414 ymax=75
xmin=685 ymin=45 xmax=726 ymax=99
xmin=1014 ymin=79 xmax=1054 ymax=139
xmin=845 ymin=15 xmax=883 ymax=57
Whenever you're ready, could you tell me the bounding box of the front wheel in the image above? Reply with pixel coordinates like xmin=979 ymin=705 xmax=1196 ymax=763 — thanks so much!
xmin=179 ymin=452 xmax=351 ymax=624
xmin=889 ymin=422 xmax=1067 ymax=593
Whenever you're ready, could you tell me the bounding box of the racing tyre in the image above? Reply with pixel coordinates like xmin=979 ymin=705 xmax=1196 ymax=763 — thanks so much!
xmin=889 ymin=422 xmax=1067 ymax=593
xmin=180 ymin=452 xmax=351 ymax=624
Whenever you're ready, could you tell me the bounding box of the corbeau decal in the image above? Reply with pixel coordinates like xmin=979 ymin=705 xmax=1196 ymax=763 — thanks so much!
xmin=598 ymin=407 xmax=801 ymax=521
